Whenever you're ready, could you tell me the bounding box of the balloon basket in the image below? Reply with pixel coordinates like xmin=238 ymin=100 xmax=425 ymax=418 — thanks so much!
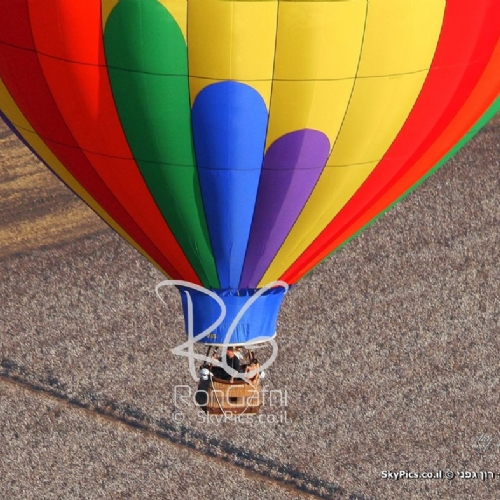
xmin=195 ymin=344 xmax=265 ymax=416
xmin=196 ymin=375 xmax=262 ymax=416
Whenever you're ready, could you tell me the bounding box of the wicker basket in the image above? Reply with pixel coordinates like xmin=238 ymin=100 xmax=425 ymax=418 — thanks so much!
xmin=199 ymin=376 xmax=262 ymax=415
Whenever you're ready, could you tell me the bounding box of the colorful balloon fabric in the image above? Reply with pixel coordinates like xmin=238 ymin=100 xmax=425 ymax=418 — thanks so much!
xmin=1 ymin=0 xmax=500 ymax=344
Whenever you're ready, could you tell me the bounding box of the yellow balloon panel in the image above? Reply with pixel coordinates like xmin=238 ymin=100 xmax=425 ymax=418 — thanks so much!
xmin=329 ymin=71 xmax=431 ymax=166
xmin=265 ymin=79 xmax=355 ymax=150
xmin=358 ymin=0 xmax=445 ymax=77
xmin=273 ymin=0 xmax=366 ymax=81
xmin=187 ymin=0 xmax=278 ymax=101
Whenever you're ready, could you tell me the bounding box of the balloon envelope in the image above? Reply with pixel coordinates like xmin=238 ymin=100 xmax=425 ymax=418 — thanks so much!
xmin=1 ymin=0 xmax=500 ymax=343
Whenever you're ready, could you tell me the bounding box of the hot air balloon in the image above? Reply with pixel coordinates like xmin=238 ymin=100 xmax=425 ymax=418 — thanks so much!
xmin=1 ymin=1 xmax=500 ymax=413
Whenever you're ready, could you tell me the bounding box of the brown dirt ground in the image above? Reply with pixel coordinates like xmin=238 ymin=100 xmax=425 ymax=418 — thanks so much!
xmin=1 ymin=114 xmax=500 ymax=499
xmin=0 ymin=124 xmax=108 ymax=259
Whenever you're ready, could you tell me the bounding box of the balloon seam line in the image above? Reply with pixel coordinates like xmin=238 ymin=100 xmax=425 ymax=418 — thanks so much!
xmin=261 ymin=0 xmax=369 ymax=285
xmin=186 ymin=1 xmax=222 ymax=289
xmin=288 ymin=31 xmax=498 ymax=283
xmin=239 ymin=0 xmax=282 ymax=288
xmin=101 ymin=3 xmax=195 ymax=281
xmin=0 ymin=40 xmax=434 ymax=81
xmin=18 ymin=5 xmax=183 ymax=281
xmin=289 ymin=3 xmax=448 ymax=281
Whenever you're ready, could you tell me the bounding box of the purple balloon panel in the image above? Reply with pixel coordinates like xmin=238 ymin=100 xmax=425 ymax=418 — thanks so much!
xmin=240 ymin=129 xmax=330 ymax=287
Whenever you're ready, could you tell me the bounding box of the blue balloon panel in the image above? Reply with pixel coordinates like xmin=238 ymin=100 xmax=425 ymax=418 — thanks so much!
xmin=177 ymin=286 xmax=286 ymax=345
xmin=191 ymin=81 xmax=268 ymax=289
